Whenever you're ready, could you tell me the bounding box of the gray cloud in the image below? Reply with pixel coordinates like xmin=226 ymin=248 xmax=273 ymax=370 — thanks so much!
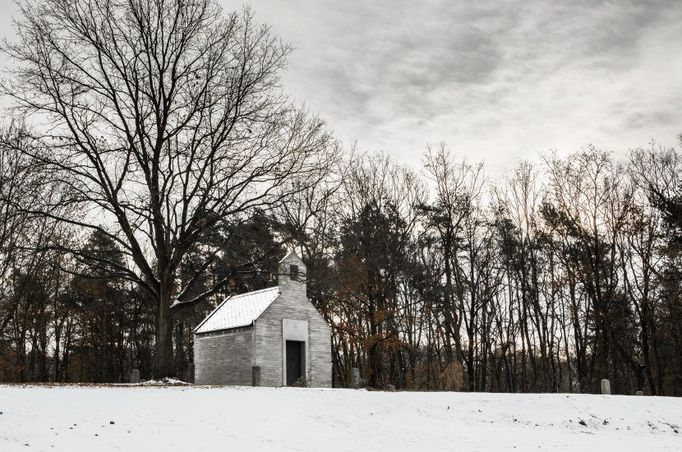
xmin=0 ymin=0 xmax=679 ymax=175
xmin=241 ymin=0 xmax=682 ymax=175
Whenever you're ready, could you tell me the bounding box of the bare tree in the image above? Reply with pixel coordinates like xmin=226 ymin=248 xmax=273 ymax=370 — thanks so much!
xmin=1 ymin=0 xmax=336 ymax=376
xmin=0 ymin=123 xmax=47 ymax=340
xmin=422 ymin=143 xmax=484 ymax=383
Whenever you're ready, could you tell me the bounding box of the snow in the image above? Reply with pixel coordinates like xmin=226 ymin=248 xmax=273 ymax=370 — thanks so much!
xmin=1 ymin=385 xmax=680 ymax=451
xmin=194 ymin=286 xmax=280 ymax=334
xmin=138 ymin=378 xmax=190 ymax=386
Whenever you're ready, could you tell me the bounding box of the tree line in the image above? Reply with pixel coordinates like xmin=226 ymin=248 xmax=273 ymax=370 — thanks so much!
xmin=0 ymin=0 xmax=680 ymax=395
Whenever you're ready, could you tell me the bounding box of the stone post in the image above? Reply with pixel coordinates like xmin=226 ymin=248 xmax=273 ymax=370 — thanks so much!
xmin=130 ymin=369 xmax=141 ymax=384
xmin=252 ymin=366 xmax=261 ymax=387
xmin=600 ymin=378 xmax=611 ymax=395
xmin=351 ymin=367 xmax=361 ymax=388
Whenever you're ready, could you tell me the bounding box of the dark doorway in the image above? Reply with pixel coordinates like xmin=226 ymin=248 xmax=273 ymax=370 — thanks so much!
xmin=286 ymin=340 xmax=304 ymax=386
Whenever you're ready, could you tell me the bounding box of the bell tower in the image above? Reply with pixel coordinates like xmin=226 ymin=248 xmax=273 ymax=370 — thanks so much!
xmin=278 ymin=251 xmax=307 ymax=296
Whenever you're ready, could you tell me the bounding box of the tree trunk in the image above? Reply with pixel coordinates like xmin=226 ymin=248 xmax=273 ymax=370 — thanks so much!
xmin=156 ymin=283 xmax=175 ymax=378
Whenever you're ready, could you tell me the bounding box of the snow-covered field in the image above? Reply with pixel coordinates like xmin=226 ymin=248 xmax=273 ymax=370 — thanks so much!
xmin=1 ymin=385 xmax=681 ymax=451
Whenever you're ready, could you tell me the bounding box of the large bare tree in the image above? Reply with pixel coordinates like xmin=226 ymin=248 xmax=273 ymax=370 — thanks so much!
xmin=1 ymin=0 xmax=337 ymax=376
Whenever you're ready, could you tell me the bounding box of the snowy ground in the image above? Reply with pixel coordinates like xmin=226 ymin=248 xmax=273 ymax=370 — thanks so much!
xmin=1 ymin=385 xmax=681 ymax=451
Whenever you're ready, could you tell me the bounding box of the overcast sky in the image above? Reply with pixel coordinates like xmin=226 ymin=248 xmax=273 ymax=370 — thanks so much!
xmin=1 ymin=0 xmax=681 ymax=174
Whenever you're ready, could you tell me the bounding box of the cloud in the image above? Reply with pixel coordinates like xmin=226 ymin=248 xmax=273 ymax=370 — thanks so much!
xmin=1 ymin=0 xmax=678 ymax=176
xmin=239 ymin=0 xmax=682 ymax=175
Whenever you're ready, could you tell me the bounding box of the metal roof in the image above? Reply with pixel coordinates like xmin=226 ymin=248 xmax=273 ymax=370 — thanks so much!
xmin=194 ymin=286 xmax=281 ymax=334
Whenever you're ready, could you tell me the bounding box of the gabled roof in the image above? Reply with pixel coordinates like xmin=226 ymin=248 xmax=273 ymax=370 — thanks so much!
xmin=279 ymin=250 xmax=299 ymax=263
xmin=194 ymin=286 xmax=280 ymax=334
xmin=279 ymin=250 xmax=293 ymax=263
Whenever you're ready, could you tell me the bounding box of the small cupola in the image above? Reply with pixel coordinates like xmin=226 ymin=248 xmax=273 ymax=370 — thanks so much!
xmin=278 ymin=251 xmax=307 ymax=294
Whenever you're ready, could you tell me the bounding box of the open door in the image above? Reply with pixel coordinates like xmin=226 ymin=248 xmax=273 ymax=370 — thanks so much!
xmin=286 ymin=340 xmax=305 ymax=386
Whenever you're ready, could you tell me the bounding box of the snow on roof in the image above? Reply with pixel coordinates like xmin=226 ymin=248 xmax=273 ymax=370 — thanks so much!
xmin=279 ymin=250 xmax=299 ymax=263
xmin=194 ymin=286 xmax=281 ymax=334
